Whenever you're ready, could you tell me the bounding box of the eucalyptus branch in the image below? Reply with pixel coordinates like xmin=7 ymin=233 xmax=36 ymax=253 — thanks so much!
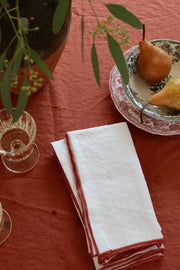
xmin=0 ymin=0 xmax=52 ymax=122
xmin=86 ymin=1 xmax=142 ymax=87
xmin=82 ymin=0 xmax=84 ymax=12
xmin=0 ymin=7 xmax=17 ymax=18
xmin=88 ymin=0 xmax=100 ymax=25
xmin=3 ymin=35 xmax=17 ymax=53
xmin=3 ymin=5 xmax=19 ymax=39
xmin=16 ymin=0 xmax=19 ymax=17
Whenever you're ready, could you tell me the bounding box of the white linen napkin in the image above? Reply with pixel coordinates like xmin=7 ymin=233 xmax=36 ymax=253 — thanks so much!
xmin=52 ymin=122 xmax=164 ymax=270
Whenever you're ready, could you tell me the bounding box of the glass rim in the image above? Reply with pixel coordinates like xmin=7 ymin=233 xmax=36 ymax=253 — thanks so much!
xmin=0 ymin=108 xmax=37 ymax=157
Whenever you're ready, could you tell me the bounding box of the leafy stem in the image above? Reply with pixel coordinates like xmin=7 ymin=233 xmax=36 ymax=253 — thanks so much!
xmin=88 ymin=0 xmax=100 ymax=26
xmin=84 ymin=1 xmax=142 ymax=86
xmin=0 ymin=0 xmax=53 ymax=122
xmin=4 ymin=4 xmax=18 ymax=38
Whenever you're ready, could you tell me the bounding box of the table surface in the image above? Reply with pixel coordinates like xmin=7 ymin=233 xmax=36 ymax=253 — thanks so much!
xmin=0 ymin=0 xmax=179 ymax=270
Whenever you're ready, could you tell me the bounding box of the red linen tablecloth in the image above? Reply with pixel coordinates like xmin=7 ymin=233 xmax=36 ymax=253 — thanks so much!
xmin=0 ymin=0 xmax=179 ymax=270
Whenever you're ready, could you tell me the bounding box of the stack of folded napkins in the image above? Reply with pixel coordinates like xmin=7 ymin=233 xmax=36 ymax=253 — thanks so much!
xmin=51 ymin=122 xmax=164 ymax=270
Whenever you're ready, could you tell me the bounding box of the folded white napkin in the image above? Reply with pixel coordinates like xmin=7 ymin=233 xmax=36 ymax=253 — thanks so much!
xmin=52 ymin=122 xmax=164 ymax=270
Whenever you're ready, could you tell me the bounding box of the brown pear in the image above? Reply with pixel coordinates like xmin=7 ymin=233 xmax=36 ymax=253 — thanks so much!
xmin=148 ymin=79 xmax=180 ymax=110
xmin=137 ymin=40 xmax=171 ymax=83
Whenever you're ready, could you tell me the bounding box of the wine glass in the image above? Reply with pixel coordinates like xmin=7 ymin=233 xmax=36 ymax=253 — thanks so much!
xmin=0 ymin=202 xmax=12 ymax=245
xmin=0 ymin=108 xmax=39 ymax=173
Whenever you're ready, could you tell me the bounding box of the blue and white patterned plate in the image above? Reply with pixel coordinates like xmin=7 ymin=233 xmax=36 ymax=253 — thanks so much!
xmin=109 ymin=42 xmax=180 ymax=135
xmin=122 ymin=39 xmax=180 ymax=121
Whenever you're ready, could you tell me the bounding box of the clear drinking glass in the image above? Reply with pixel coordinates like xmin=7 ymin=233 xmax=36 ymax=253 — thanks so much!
xmin=0 ymin=202 xmax=12 ymax=245
xmin=0 ymin=108 xmax=39 ymax=173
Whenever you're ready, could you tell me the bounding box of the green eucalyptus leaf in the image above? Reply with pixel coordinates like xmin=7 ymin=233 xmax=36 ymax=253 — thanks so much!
xmin=12 ymin=78 xmax=28 ymax=123
xmin=105 ymin=4 xmax=142 ymax=29
xmin=13 ymin=50 xmax=23 ymax=75
xmin=107 ymin=34 xmax=129 ymax=84
xmin=81 ymin=14 xmax=84 ymax=61
xmin=1 ymin=61 xmax=13 ymax=114
xmin=29 ymin=48 xmax=53 ymax=79
xmin=20 ymin=17 xmax=29 ymax=34
xmin=0 ymin=50 xmax=6 ymax=73
xmin=91 ymin=42 xmax=100 ymax=87
xmin=53 ymin=0 xmax=70 ymax=34
xmin=13 ymin=41 xmax=23 ymax=75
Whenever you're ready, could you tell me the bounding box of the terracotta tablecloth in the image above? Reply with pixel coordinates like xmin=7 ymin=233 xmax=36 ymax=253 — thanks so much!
xmin=0 ymin=0 xmax=179 ymax=270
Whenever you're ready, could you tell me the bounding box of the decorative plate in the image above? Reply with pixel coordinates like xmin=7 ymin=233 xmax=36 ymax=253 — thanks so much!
xmin=122 ymin=39 xmax=180 ymax=121
xmin=109 ymin=41 xmax=180 ymax=136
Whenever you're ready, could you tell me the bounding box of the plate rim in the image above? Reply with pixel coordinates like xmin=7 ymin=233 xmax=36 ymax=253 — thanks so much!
xmin=109 ymin=46 xmax=180 ymax=136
